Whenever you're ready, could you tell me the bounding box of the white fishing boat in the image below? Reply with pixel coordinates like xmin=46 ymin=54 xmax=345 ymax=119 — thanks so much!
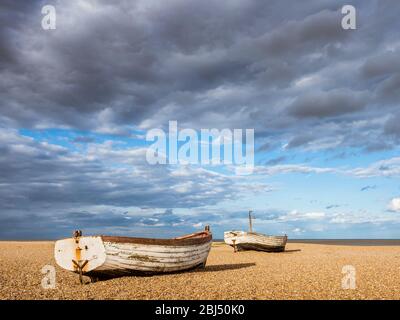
xmin=224 ymin=211 xmax=287 ymax=252
xmin=55 ymin=227 xmax=212 ymax=283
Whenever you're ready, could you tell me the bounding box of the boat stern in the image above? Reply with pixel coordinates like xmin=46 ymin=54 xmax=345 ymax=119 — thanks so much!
xmin=224 ymin=231 xmax=245 ymax=245
xmin=54 ymin=233 xmax=107 ymax=274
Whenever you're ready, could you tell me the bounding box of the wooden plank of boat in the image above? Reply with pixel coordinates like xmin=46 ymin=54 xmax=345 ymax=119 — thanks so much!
xmin=54 ymin=227 xmax=212 ymax=282
xmin=224 ymin=230 xmax=287 ymax=252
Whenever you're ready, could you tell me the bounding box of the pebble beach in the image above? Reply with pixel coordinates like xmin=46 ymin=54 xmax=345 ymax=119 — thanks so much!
xmin=1 ymin=241 xmax=400 ymax=300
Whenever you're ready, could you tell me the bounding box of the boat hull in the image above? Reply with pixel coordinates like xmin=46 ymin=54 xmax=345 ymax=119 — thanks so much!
xmin=55 ymin=231 xmax=212 ymax=277
xmin=224 ymin=231 xmax=287 ymax=252
xmin=95 ymin=240 xmax=211 ymax=276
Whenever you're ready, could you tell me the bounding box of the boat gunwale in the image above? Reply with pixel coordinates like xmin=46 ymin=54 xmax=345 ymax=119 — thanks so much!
xmin=224 ymin=231 xmax=287 ymax=240
xmin=101 ymin=231 xmax=212 ymax=246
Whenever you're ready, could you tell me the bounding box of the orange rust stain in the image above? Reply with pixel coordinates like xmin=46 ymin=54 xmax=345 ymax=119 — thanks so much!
xmin=73 ymin=239 xmax=89 ymax=272
xmin=74 ymin=239 xmax=82 ymax=271
xmin=75 ymin=247 xmax=81 ymax=260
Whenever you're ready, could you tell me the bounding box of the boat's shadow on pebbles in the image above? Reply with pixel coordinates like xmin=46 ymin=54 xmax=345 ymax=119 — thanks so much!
xmin=195 ymin=262 xmax=256 ymax=273
xmin=84 ymin=263 xmax=256 ymax=283
xmin=282 ymin=249 xmax=302 ymax=253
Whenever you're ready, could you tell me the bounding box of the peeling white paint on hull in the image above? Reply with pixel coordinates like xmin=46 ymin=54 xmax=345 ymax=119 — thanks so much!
xmin=55 ymin=229 xmax=212 ymax=278
xmin=96 ymin=241 xmax=212 ymax=274
xmin=224 ymin=231 xmax=287 ymax=252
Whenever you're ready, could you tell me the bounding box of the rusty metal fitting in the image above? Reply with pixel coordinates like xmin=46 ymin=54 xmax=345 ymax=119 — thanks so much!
xmin=73 ymin=230 xmax=82 ymax=238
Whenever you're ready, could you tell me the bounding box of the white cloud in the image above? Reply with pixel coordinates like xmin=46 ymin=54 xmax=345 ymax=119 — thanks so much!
xmin=279 ymin=210 xmax=326 ymax=221
xmin=250 ymin=156 xmax=400 ymax=179
xmin=350 ymin=157 xmax=400 ymax=178
xmin=254 ymin=164 xmax=336 ymax=176
xmin=389 ymin=198 xmax=400 ymax=212
xmin=292 ymin=227 xmax=305 ymax=233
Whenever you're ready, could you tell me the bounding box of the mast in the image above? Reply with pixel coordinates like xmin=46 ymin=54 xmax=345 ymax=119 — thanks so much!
xmin=248 ymin=210 xmax=253 ymax=233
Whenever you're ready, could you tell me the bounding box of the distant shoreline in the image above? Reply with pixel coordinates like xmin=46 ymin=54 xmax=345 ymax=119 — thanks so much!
xmin=289 ymin=239 xmax=400 ymax=246
xmin=214 ymin=239 xmax=400 ymax=246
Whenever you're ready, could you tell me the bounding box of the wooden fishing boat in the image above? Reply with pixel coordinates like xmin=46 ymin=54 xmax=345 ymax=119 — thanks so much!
xmin=55 ymin=227 xmax=212 ymax=282
xmin=224 ymin=231 xmax=287 ymax=252
xmin=224 ymin=211 xmax=287 ymax=252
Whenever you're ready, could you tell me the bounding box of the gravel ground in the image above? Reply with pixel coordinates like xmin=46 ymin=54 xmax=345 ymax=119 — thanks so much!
xmin=1 ymin=241 xmax=400 ymax=299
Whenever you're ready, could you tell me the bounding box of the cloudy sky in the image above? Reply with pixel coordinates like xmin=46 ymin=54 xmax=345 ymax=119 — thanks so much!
xmin=1 ymin=0 xmax=400 ymax=239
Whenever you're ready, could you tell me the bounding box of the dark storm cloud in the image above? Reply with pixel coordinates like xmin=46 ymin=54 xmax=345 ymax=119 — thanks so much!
xmin=377 ymin=74 xmax=400 ymax=105
xmin=384 ymin=113 xmax=400 ymax=139
xmin=0 ymin=208 xmax=194 ymax=239
xmin=286 ymin=134 xmax=315 ymax=149
xmin=140 ymin=209 xmax=184 ymax=226
xmin=0 ymin=130 xmax=245 ymax=210
xmin=59 ymin=211 xmax=141 ymax=228
xmin=1 ymin=0 xmax=400 ymax=239
xmin=0 ymin=122 xmax=276 ymax=239
xmin=0 ymin=0 xmax=398 ymax=150
xmin=360 ymin=50 xmax=400 ymax=79
xmin=287 ymin=89 xmax=368 ymax=119
xmin=0 ymin=0 xmax=38 ymax=67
